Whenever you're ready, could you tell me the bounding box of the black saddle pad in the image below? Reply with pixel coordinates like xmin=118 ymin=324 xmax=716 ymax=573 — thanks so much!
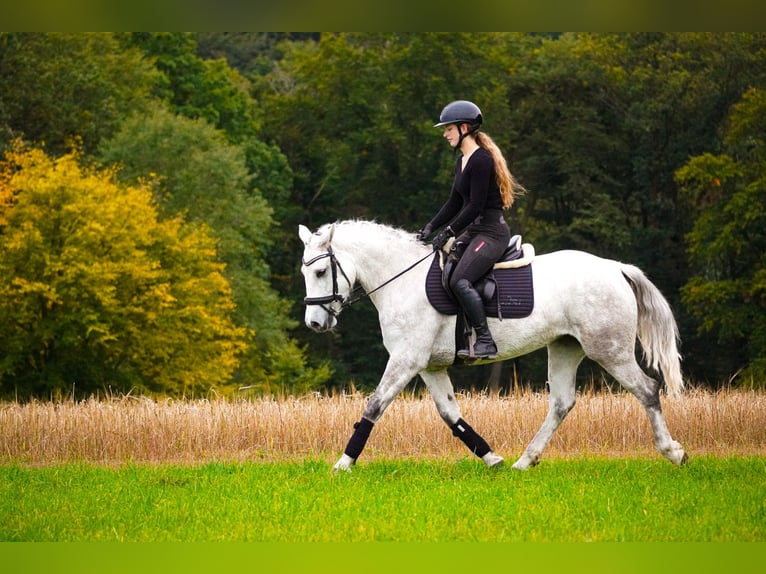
xmin=425 ymin=253 xmax=534 ymax=319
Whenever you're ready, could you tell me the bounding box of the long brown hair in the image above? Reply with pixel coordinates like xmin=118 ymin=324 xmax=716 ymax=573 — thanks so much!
xmin=475 ymin=131 xmax=525 ymax=208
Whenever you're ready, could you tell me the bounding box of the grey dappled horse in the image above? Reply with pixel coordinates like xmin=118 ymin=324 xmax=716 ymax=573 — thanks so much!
xmin=299 ymin=220 xmax=687 ymax=471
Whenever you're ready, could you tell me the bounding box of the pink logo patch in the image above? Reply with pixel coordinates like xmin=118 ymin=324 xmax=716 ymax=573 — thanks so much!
xmin=474 ymin=241 xmax=486 ymax=252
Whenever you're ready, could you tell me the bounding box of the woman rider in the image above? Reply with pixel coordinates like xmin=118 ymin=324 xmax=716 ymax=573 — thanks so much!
xmin=417 ymin=100 xmax=525 ymax=359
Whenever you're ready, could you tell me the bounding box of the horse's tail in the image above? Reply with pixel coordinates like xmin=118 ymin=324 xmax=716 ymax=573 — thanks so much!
xmin=620 ymin=264 xmax=684 ymax=398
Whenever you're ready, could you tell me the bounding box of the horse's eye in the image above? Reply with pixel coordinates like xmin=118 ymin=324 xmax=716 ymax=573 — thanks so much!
xmin=316 ymin=268 xmax=327 ymax=278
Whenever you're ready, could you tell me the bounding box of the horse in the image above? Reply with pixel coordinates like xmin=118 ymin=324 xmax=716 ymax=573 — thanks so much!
xmin=298 ymin=220 xmax=688 ymax=472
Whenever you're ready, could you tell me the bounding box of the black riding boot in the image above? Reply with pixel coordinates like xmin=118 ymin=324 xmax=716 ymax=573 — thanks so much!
xmin=452 ymin=279 xmax=498 ymax=359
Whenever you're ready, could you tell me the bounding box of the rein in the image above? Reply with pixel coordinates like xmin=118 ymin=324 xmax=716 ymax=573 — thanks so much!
xmin=303 ymin=246 xmax=434 ymax=313
xmin=346 ymin=250 xmax=434 ymax=306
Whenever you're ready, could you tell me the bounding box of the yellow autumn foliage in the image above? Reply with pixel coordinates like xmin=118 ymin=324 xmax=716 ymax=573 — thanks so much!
xmin=0 ymin=143 xmax=246 ymax=397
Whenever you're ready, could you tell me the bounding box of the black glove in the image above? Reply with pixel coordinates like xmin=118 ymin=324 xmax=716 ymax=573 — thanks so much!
xmin=415 ymin=224 xmax=433 ymax=242
xmin=431 ymin=226 xmax=454 ymax=251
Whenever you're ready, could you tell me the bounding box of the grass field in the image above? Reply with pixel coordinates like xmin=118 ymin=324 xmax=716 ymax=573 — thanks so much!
xmin=1 ymin=457 xmax=764 ymax=542
xmin=1 ymin=388 xmax=765 ymax=544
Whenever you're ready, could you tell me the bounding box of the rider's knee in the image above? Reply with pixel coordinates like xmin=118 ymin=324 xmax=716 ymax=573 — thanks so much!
xmin=450 ymin=276 xmax=473 ymax=295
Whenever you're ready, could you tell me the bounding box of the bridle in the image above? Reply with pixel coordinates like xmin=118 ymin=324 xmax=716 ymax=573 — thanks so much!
xmin=302 ymin=246 xmax=352 ymax=317
xmin=302 ymin=244 xmax=433 ymax=317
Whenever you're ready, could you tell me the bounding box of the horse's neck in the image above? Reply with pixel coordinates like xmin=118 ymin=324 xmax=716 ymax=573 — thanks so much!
xmin=333 ymin=222 xmax=426 ymax=293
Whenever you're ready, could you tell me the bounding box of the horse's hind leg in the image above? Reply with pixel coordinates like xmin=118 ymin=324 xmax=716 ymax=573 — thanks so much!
xmin=599 ymin=358 xmax=687 ymax=465
xmin=513 ymin=336 xmax=584 ymax=470
xmin=420 ymin=370 xmax=504 ymax=467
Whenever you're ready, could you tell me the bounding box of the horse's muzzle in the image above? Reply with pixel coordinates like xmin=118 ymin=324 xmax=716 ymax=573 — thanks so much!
xmin=305 ymin=313 xmax=337 ymax=333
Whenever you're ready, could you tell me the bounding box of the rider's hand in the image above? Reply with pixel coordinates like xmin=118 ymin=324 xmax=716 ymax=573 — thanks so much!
xmin=431 ymin=226 xmax=454 ymax=251
xmin=415 ymin=224 xmax=433 ymax=243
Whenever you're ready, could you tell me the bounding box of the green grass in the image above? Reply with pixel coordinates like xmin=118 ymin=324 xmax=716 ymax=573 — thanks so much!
xmin=1 ymin=457 xmax=764 ymax=542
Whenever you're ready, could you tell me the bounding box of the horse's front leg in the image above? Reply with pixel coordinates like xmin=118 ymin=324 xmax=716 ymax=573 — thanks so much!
xmin=420 ymin=370 xmax=504 ymax=467
xmin=333 ymin=356 xmax=420 ymax=472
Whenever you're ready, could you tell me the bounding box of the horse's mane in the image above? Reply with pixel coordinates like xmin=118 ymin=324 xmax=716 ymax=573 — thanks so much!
xmin=326 ymin=219 xmax=423 ymax=249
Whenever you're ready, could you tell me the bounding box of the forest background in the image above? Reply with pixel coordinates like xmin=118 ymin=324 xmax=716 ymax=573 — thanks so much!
xmin=1 ymin=32 xmax=764 ymax=399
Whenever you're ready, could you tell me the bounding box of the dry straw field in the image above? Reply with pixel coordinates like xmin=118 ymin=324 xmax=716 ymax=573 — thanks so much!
xmin=2 ymin=387 xmax=764 ymax=466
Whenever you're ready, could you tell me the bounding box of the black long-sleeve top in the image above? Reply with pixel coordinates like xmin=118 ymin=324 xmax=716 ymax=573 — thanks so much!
xmin=427 ymin=147 xmax=503 ymax=235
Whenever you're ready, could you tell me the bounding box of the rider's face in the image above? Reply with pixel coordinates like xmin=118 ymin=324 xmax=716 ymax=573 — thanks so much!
xmin=443 ymin=124 xmax=461 ymax=148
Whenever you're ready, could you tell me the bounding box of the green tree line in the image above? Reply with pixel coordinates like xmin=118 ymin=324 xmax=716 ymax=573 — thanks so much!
xmin=1 ymin=32 xmax=764 ymax=398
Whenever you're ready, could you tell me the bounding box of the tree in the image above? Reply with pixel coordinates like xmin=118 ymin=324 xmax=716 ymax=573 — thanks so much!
xmin=194 ymin=32 xmax=320 ymax=77
xmin=0 ymin=33 xmax=159 ymax=155
xmin=0 ymin=143 xmax=246 ymax=398
xmin=122 ymin=32 xmax=261 ymax=144
xmin=676 ymin=87 xmax=766 ymax=386
xmin=99 ymin=107 xmax=330 ymax=393
xmin=123 ymin=32 xmax=302 ymax=324
xmin=504 ymin=33 xmax=633 ymax=257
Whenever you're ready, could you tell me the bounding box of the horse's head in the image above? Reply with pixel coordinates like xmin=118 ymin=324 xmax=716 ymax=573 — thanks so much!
xmin=299 ymin=224 xmax=356 ymax=332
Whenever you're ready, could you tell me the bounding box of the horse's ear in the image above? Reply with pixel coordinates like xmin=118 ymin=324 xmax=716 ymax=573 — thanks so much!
xmin=298 ymin=224 xmax=313 ymax=245
xmin=311 ymin=223 xmax=335 ymax=248
xmin=299 ymin=223 xmax=335 ymax=247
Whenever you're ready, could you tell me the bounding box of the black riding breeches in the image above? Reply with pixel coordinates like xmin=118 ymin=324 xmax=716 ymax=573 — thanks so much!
xmin=448 ymin=221 xmax=510 ymax=292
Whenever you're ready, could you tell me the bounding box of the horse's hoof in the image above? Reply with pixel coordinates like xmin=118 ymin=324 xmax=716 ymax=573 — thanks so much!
xmin=675 ymin=450 xmax=689 ymax=465
xmin=333 ymin=453 xmax=355 ymax=473
xmin=663 ymin=441 xmax=688 ymax=465
xmin=511 ymin=453 xmax=539 ymax=470
xmin=482 ymin=452 xmax=504 ymax=467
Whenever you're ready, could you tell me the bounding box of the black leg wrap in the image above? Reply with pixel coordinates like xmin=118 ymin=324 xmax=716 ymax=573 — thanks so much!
xmin=344 ymin=418 xmax=375 ymax=460
xmin=451 ymin=418 xmax=491 ymax=458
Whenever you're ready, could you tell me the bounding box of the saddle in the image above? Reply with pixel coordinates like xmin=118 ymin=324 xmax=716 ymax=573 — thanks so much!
xmin=425 ymin=234 xmax=535 ymax=320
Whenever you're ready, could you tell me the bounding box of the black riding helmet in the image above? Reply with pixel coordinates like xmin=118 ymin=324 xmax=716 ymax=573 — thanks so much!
xmin=434 ymin=100 xmax=483 ymax=127
xmin=434 ymin=100 xmax=482 ymax=146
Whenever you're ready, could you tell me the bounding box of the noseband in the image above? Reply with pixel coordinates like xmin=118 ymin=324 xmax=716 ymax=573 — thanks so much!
xmin=302 ymin=246 xmax=352 ymax=317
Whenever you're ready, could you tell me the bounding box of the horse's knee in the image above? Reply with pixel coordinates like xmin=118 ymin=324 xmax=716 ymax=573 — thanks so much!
xmin=435 ymin=392 xmax=460 ymax=425
xmin=362 ymin=382 xmax=408 ymax=422
xmin=362 ymin=393 xmax=385 ymax=422
xmin=421 ymin=371 xmax=461 ymax=425
xmin=551 ymin=393 xmax=575 ymax=420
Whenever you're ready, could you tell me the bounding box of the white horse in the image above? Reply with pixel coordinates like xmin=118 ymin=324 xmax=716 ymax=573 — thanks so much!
xmin=298 ymin=220 xmax=687 ymax=471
